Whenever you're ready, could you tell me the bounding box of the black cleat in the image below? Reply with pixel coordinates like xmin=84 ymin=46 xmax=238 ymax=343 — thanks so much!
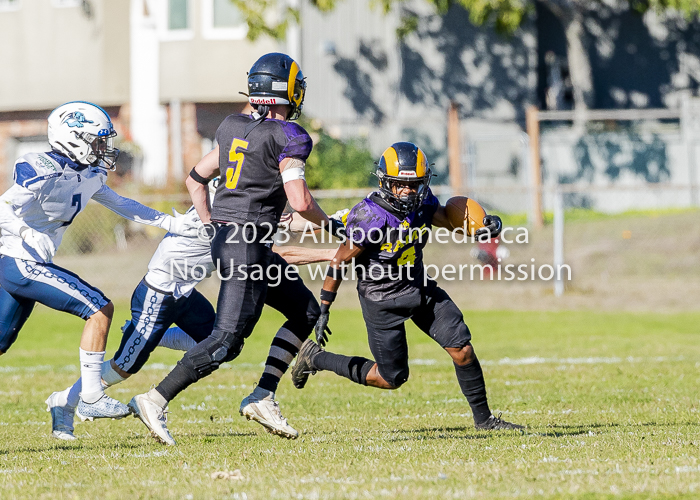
xmin=475 ymin=413 xmax=524 ymax=431
xmin=291 ymin=339 xmax=321 ymax=389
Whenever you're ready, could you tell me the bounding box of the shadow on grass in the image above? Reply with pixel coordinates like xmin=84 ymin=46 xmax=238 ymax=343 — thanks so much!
xmin=0 ymin=439 xmax=148 ymax=456
xmin=536 ymin=421 xmax=700 ymax=437
xmin=390 ymin=427 xmax=492 ymax=441
xmin=637 ymin=421 xmax=700 ymax=428
xmin=198 ymin=431 xmax=259 ymax=440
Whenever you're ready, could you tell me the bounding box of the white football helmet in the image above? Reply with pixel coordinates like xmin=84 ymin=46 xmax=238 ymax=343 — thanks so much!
xmin=47 ymin=101 xmax=119 ymax=170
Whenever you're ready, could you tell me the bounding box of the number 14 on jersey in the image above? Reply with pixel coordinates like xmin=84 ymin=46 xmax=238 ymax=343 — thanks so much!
xmin=226 ymin=137 xmax=249 ymax=190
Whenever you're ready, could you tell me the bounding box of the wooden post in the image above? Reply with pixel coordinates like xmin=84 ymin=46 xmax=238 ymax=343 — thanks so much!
xmin=526 ymin=105 xmax=544 ymax=228
xmin=169 ymin=99 xmax=183 ymax=189
xmin=447 ymin=101 xmax=462 ymax=194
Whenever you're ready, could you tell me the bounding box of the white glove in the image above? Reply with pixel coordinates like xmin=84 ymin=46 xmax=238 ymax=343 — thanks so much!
xmin=163 ymin=209 xmax=201 ymax=237
xmin=20 ymin=227 xmax=56 ymax=262
xmin=330 ymin=208 xmax=350 ymax=222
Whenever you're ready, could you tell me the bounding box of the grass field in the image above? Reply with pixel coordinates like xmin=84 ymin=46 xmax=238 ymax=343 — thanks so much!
xmin=0 ymin=304 xmax=698 ymax=499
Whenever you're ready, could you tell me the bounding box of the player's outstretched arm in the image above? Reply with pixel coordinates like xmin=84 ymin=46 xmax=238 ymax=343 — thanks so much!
xmin=314 ymin=241 xmax=364 ymax=346
xmin=186 ymin=146 xmax=220 ymax=225
xmin=280 ymin=158 xmax=345 ymax=240
xmin=432 ymin=205 xmax=454 ymax=229
xmin=272 ymin=244 xmax=336 ymax=265
xmin=91 ymin=185 xmax=199 ymax=237
xmin=282 ymin=209 xmax=349 ymax=233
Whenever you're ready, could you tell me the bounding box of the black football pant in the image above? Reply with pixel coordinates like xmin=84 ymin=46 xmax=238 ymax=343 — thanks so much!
xmin=316 ymin=280 xmax=491 ymax=423
xmin=359 ymin=281 xmax=472 ymax=387
xmin=155 ymin=223 xmax=320 ymax=402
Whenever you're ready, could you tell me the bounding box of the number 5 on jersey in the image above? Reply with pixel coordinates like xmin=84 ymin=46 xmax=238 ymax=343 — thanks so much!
xmin=226 ymin=138 xmax=249 ymax=190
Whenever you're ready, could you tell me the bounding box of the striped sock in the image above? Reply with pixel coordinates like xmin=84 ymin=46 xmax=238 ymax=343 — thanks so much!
xmin=257 ymin=326 xmax=305 ymax=392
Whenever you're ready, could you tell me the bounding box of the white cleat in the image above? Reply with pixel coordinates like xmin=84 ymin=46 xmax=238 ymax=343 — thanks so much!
xmin=128 ymin=393 xmax=176 ymax=446
xmin=239 ymin=387 xmax=299 ymax=439
xmin=45 ymin=392 xmax=77 ymax=441
xmin=76 ymin=394 xmax=131 ymax=421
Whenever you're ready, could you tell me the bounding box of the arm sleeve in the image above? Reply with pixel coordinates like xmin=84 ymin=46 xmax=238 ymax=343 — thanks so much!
xmin=423 ymin=189 xmax=440 ymax=219
xmin=91 ymin=185 xmax=168 ymax=228
xmin=0 ymin=185 xmax=35 ymax=236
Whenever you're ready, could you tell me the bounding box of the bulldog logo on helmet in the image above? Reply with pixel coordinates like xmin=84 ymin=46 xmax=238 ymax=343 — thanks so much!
xmin=61 ymin=112 xmax=94 ymax=128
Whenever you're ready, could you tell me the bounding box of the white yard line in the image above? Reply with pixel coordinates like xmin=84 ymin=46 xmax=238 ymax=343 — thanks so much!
xmin=0 ymin=355 xmax=688 ymax=374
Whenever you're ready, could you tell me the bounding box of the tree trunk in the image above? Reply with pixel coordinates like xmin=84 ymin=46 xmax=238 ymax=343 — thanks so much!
xmin=541 ymin=0 xmax=595 ymax=111
xmin=562 ymin=9 xmax=595 ymax=111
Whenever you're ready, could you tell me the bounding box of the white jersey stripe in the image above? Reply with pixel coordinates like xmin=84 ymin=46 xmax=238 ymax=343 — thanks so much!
xmin=118 ymin=288 xmax=164 ymax=371
xmin=16 ymin=261 xmax=102 ymax=314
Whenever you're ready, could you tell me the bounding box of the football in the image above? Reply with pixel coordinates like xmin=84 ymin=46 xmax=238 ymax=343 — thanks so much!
xmin=445 ymin=196 xmax=486 ymax=236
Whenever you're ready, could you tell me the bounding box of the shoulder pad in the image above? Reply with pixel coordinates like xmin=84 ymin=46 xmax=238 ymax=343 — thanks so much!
xmin=345 ymin=198 xmax=388 ymax=245
xmin=276 ymin=121 xmax=313 ymax=162
xmin=14 ymin=153 xmax=62 ymax=189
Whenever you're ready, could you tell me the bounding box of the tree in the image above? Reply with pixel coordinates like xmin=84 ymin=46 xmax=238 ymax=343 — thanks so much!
xmin=301 ymin=119 xmax=374 ymax=190
xmin=233 ymin=0 xmax=700 ymax=111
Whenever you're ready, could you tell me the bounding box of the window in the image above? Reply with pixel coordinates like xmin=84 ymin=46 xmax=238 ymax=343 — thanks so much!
xmin=168 ymin=0 xmax=188 ymax=30
xmin=202 ymin=0 xmax=246 ymax=40
xmin=160 ymin=0 xmax=193 ymax=41
xmin=51 ymin=0 xmax=81 ymax=7
xmin=0 ymin=0 xmax=21 ymax=12
xmin=213 ymin=0 xmax=242 ymax=28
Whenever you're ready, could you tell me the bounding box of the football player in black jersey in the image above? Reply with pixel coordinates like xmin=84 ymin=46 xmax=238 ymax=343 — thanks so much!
xmin=292 ymin=142 xmax=524 ymax=431
xmin=129 ymin=53 xmax=344 ymax=445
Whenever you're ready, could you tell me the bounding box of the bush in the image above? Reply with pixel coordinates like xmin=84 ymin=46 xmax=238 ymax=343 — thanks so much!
xmin=301 ymin=119 xmax=375 ymax=190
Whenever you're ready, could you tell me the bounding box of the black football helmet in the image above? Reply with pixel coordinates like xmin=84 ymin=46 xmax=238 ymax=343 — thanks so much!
xmin=247 ymin=53 xmax=306 ymax=120
xmin=376 ymin=142 xmax=432 ymax=215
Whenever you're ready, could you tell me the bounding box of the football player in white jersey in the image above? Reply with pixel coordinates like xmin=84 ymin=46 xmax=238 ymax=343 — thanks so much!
xmin=0 ymin=102 xmax=199 ymax=429
xmin=47 ymin=178 xmax=340 ymax=440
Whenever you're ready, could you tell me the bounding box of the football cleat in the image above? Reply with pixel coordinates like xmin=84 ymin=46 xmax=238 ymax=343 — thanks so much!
xmin=128 ymin=393 xmax=176 ymax=446
xmin=475 ymin=413 xmax=524 ymax=431
xmin=240 ymin=387 xmax=298 ymax=440
xmin=45 ymin=392 xmax=77 ymax=441
xmin=76 ymin=394 xmax=131 ymax=421
xmin=291 ymin=339 xmax=321 ymax=389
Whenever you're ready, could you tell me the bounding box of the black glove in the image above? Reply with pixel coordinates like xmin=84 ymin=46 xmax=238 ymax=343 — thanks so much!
xmin=314 ymin=302 xmax=332 ymax=347
xmin=327 ymin=218 xmax=346 ymax=239
xmin=475 ymin=214 xmax=502 ymax=239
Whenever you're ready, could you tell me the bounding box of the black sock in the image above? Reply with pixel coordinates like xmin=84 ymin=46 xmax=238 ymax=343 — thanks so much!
xmin=156 ymin=361 xmax=199 ymax=402
xmin=313 ymin=351 xmax=374 ymax=386
xmin=454 ymin=356 xmax=491 ymax=425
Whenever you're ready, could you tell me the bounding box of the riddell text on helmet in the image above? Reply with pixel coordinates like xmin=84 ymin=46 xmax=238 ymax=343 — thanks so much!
xmin=249 ymin=97 xmax=289 ymax=105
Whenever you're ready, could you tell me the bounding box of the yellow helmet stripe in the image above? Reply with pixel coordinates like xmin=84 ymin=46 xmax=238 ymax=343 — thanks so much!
xmin=288 ymin=61 xmax=301 ymax=106
xmin=383 ymin=147 xmax=400 ymax=176
xmin=415 ymin=148 xmax=427 ymax=177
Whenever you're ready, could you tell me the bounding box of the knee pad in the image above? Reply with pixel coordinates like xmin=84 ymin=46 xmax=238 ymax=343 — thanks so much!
xmin=386 ymin=366 xmax=410 ymax=389
xmin=182 ymin=332 xmax=245 ymax=378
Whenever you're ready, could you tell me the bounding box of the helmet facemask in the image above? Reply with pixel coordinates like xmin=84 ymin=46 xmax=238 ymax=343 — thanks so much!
xmin=287 ymin=77 xmax=306 ymax=120
xmin=375 ymin=142 xmax=433 ymax=216
xmin=80 ymin=131 xmax=119 ymax=170
xmin=377 ymin=170 xmax=432 ymax=215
